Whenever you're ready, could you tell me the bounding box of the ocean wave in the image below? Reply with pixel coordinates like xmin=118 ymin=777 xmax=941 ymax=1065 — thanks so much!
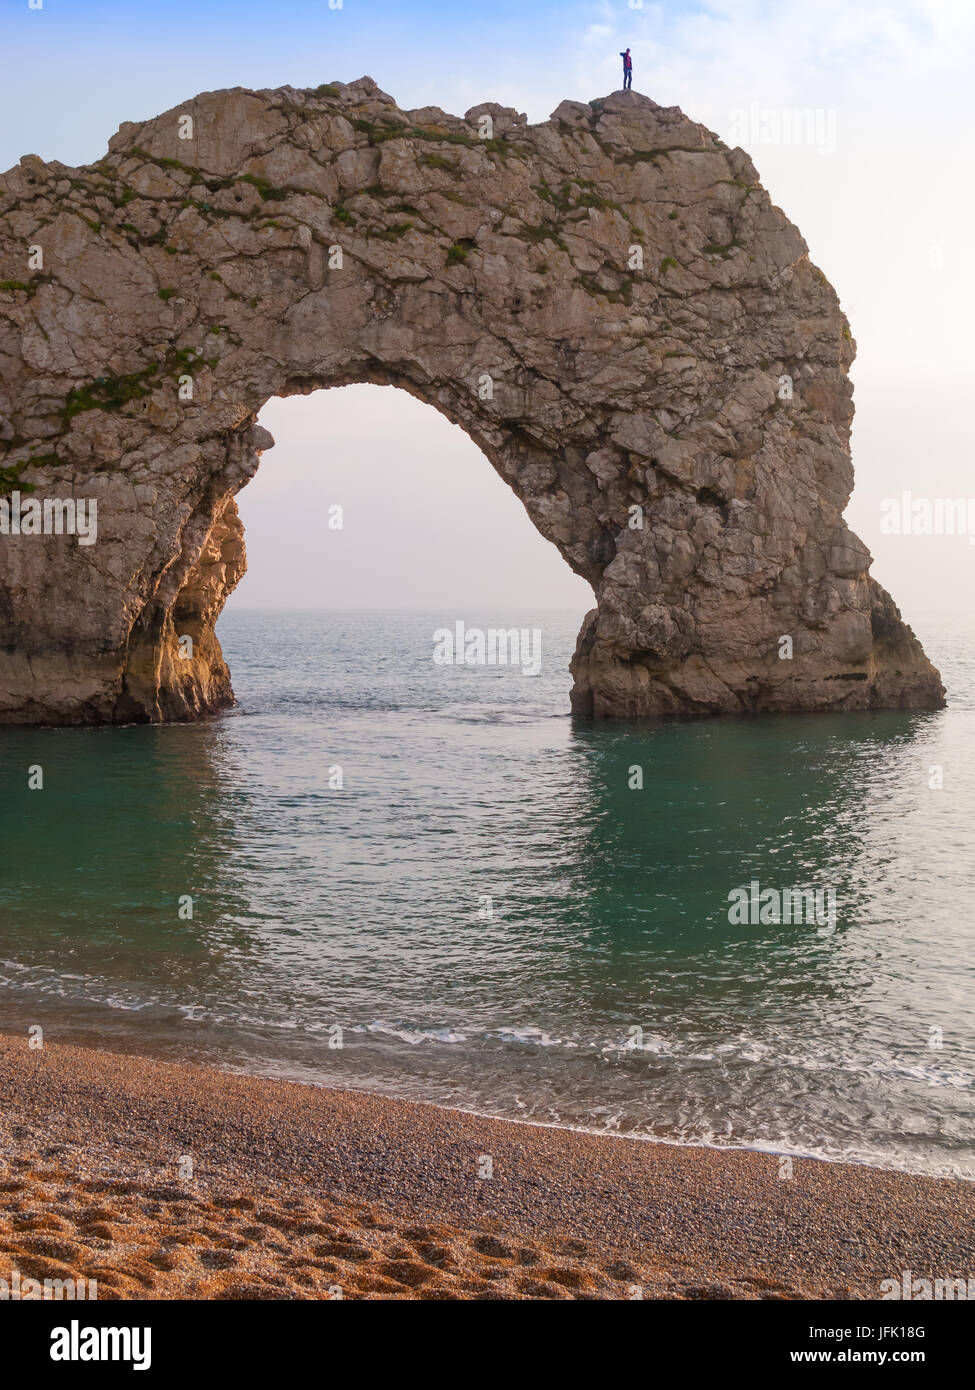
xmin=3 ymin=960 xmax=972 ymax=1098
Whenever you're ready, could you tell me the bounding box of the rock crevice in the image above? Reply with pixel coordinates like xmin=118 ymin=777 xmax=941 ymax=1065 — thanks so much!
xmin=0 ymin=78 xmax=943 ymax=722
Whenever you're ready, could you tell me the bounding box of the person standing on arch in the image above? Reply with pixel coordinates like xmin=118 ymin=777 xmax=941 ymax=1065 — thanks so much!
xmin=620 ymin=47 xmax=633 ymax=90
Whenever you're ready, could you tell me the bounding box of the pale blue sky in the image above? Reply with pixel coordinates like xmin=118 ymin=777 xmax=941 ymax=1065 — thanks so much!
xmin=4 ymin=1 xmax=974 ymax=613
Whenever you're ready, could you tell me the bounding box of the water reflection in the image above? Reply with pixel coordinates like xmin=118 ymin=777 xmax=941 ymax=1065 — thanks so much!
xmin=0 ymin=611 xmax=972 ymax=1175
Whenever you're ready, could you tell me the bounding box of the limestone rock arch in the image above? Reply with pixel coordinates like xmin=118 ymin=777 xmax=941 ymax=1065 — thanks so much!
xmin=0 ymin=78 xmax=943 ymax=723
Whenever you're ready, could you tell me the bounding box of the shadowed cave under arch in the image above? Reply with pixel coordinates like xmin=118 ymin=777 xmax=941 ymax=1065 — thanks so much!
xmin=0 ymin=78 xmax=943 ymax=723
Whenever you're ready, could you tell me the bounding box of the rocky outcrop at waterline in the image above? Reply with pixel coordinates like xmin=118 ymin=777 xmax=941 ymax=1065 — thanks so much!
xmin=0 ymin=78 xmax=943 ymax=723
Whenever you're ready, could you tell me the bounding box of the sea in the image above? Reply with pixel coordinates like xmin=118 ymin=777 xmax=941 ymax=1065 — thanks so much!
xmin=1 ymin=606 xmax=973 ymax=1179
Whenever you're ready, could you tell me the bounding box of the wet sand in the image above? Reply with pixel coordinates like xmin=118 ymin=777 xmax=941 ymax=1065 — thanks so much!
xmin=0 ymin=1031 xmax=972 ymax=1299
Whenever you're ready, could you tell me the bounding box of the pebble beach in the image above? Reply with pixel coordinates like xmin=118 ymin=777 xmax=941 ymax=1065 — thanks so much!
xmin=1 ymin=1031 xmax=972 ymax=1300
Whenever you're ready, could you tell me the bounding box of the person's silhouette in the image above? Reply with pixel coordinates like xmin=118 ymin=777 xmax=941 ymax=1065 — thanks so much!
xmin=620 ymin=48 xmax=633 ymax=90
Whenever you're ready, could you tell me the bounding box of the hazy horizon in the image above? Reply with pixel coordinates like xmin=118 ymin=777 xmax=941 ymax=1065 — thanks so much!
xmin=226 ymin=377 xmax=969 ymax=623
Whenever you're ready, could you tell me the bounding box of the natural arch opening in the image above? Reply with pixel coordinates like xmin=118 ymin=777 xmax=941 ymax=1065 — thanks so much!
xmin=229 ymin=383 xmax=594 ymax=613
xmin=215 ymin=383 xmax=595 ymax=708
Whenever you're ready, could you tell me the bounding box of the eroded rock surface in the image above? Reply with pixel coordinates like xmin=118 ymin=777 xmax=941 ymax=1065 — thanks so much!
xmin=0 ymin=79 xmax=943 ymax=722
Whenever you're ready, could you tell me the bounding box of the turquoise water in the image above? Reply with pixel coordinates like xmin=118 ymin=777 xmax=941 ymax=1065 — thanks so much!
xmin=2 ymin=608 xmax=974 ymax=1178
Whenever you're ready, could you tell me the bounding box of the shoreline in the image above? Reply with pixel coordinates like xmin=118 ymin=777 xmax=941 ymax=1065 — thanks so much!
xmin=407 ymin=1095 xmax=974 ymax=1185
xmin=0 ymin=1000 xmax=962 ymax=1184
xmin=1 ymin=1030 xmax=973 ymax=1300
xmin=1 ymin=1005 xmax=966 ymax=1185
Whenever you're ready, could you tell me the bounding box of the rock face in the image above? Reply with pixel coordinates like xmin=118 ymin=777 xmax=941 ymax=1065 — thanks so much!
xmin=0 ymin=79 xmax=943 ymax=723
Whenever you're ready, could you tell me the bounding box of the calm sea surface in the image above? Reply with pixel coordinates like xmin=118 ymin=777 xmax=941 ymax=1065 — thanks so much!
xmin=2 ymin=608 xmax=974 ymax=1178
